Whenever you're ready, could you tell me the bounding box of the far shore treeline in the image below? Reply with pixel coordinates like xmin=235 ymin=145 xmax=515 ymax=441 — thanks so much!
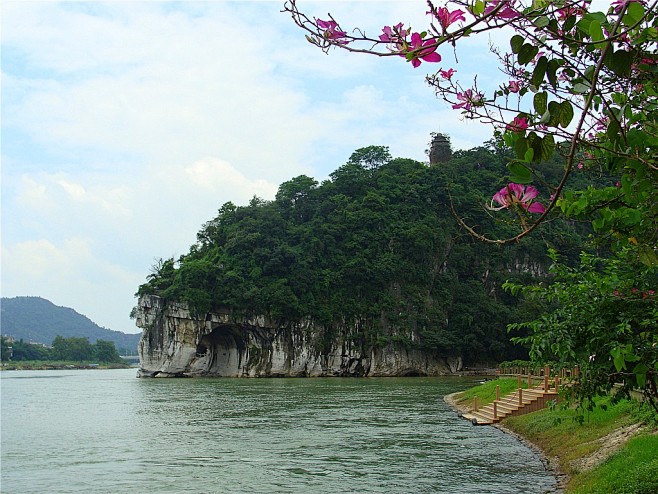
xmin=1 ymin=335 xmax=123 ymax=364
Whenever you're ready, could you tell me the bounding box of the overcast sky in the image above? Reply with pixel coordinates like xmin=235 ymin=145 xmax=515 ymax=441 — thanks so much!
xmin=2 ymin=1 xmax=506 ymax=334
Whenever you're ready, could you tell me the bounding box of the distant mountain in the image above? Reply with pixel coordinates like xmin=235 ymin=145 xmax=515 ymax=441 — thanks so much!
xmin=1 ymin=296 xmax=141 ymax=354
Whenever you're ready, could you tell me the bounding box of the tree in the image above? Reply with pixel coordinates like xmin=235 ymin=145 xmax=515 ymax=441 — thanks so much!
xmin=52 ymin=336 xmax=94 ymax=361
xmin=347 ymin=145 xmax=392 ymax=170
xmin=9 ymin=339 xmax=51 ymax=361
xmin=284 ymin=0 xmax=657 ymax=407
xmin=506 ymin=249 xmax=658 ymax=411
xmin=1 ymin=336 xmax=12 ymax=361
xmin=92 ymin=339 xmax=123 ymax=363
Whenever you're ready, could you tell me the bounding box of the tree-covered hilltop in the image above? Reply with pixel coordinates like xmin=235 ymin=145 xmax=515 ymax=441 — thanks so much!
xmin=136 ymin=143 xmax=591 ymax=364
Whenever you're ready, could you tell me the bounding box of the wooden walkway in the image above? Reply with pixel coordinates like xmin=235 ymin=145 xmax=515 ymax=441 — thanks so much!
xmin=460 ymin=366 xmax=570 ymax=425
xmin=462 ymin=385 xmax=558 ymax=425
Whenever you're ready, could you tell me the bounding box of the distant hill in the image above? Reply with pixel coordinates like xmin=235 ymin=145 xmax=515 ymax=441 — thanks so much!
xmin=1 ymin=296 xmax=140 ymax=354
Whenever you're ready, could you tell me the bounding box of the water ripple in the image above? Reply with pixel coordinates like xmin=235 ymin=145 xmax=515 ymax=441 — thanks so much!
xmin=1 ymin=370 xmax=556 ymax=494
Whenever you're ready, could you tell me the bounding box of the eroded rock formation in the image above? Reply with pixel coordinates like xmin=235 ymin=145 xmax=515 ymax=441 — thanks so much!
xmin=136 ymin=295 xmax=462 ymax=378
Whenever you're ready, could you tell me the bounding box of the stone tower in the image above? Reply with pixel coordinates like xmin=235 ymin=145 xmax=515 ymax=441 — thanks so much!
xmin=429 ymin=133 xmax=452 ymax=164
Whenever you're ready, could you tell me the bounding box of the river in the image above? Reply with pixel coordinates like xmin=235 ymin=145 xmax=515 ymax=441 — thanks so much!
xmin=1 ymin=369 xmax=555 ymax=493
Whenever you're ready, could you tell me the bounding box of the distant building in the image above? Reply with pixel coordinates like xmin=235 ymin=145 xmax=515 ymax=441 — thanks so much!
xmin=429 ymin=133 xmax=452 ymax=164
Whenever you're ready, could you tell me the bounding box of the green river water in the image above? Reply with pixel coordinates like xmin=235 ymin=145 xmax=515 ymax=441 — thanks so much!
xmin=1 ymin=368 xmax=556 ymax=493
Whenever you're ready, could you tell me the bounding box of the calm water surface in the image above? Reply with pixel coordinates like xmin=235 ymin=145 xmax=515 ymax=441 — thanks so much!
xmin=1 ymin=369 xmax=555 ymax=493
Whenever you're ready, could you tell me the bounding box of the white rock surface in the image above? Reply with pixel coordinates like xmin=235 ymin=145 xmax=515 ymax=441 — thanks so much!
xmin=136 ymin=295 xmax=462 ymax=377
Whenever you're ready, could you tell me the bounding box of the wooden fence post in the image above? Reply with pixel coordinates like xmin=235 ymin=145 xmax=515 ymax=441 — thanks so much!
xmin=496 ymin=385 xmax=500 ymax=402
xmin=544 ymin=365 xmax=550 ymax=391
xmin=517 ymin=374 xmax=521 ymax=389
xmin=528 ymin=372 xmax=532 ymax=388
xmin=493 ymin=401 xmax=498 ymax=420
xmin=474 ymin=397 xmax=478 ymax=412
xmin=518 ymin=388 xmax=523 ymax=405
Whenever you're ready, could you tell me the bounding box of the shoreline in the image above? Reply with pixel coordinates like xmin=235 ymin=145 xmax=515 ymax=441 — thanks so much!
xmin=444 ymin=391 xmax=568 ymax=494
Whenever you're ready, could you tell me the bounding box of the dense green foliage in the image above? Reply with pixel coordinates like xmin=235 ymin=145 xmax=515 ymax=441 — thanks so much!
xmin=1 ymin=296 xmax=140 ymax=354
xmin=1 ymin=335 xmax=123 ymax=363
xmin=137 ymin=145 xmax=587 ymax=364
xmin=507 ymin=249 xmax=658 ymax=411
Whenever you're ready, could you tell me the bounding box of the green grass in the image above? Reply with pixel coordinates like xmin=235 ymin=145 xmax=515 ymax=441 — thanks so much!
xmin=568 ymin=434 xmax=658 ymax=494
xmin=504 ymin=397 xmax=637 ymax=469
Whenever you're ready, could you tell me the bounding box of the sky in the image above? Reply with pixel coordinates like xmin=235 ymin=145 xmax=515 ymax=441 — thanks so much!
xmin=2 ymin=1 xmax=505 ymax=335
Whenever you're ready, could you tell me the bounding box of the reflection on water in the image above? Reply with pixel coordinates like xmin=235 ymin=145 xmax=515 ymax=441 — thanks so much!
xmin=1 ymin=369 xmax=555 ymax=493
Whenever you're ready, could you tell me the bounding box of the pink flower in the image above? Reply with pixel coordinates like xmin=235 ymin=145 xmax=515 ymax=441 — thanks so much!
xmin=577 ymin=162 xmax=584 ymax=169
xmin=439 ymin=68 xmax=456 ymax=80
xmin=489 ymin=183 xmax=546 ymax=214
xmin=401 ymin=32 xmax=441 ymax=68
xmin=506 ymin=116 xmax=529 ymax=132
xmin=508 ymin=80 xmax=522 ymax=93
xmin=557 ymin=6 xmax=584 ymax=20
xmin=317 ymin=18 xmax=349 ymax=44
xmin=432 ymin=7 xmax=466 ymax=31
xmin=484 ymin=0 xmax=520 ymax=20
xmin=379 ymin=23 xmax=408 ymax=43
xmin=452 ymin=89 xmax=484 ymax=111
xmin=611 ymin=0 xmax=646 ymax=14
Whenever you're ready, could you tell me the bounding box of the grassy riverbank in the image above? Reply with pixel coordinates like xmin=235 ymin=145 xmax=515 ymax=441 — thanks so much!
xmin=451 ymin=379 xmax=658 ymax=494
xmin=1 ymin=360 xmax=132 ymax=370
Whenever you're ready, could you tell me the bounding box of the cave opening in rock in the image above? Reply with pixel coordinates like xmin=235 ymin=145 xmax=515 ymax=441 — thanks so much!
xmin=192 ymin=325 xmax=249 ymax=375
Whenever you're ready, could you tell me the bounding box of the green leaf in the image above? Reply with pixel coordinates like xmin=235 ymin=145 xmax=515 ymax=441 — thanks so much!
xmin=534 ymin=91 xmax=548 ymax=115
xmin=540 ymin=134 xmax=555 ymax=160
xmin=572 ymin=82 xmax=590 ymax=94
xmin=546 ymin=59 xmax=561 ymax=88
xmin=611 ymin=347 xmax=625 ymax=371
xmin=623 ymin=1 xmax=645 ymax=26
xmin=518 ymin=43 xmax=539 ymax=65
xmin=562 ymin=15 xmax=577 ymax=32
xmin=507 ymin=161 xmax=533 ymax=183
xmin=608 ymin=49 xmax=633 ymax=77
xmin=547 ymin=101 xmax=562 ymax=126
xmin=534 ymin=16 xmax=550 ymax=28
xmin=633 ymin=363 xmax=649 ymax=387
xmin=510 ymin=35 xmax=524 ymax=54
xmin=532 ymin=56 xmax=548 ymax=87
xmin=514 ymin=135 xmax=529 ymax=160
xmin=559 ymin=101 xmax=574 ymax=128
xmin=589 ymin=20 xmax=604 ymax=43
xmin=472 ymin=0 xmax=486 ymax=16
xmin=576 ymin=12 xmax=607 ymax=34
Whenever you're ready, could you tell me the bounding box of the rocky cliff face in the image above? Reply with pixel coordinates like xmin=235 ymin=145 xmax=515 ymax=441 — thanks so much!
xmin=136 ymin=295 xmax=463 ymax=378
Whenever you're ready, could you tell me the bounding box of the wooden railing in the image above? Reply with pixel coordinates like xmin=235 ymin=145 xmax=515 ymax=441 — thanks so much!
xmin=465 ymin=365 xmax=580 ymax=424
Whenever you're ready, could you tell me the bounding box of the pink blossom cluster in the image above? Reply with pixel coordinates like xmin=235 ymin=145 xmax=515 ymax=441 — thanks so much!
xmin=613 ymin=288 xmax=656 ymax=299
xmin=317 ymin=18 xmax=349 ymax=44
xmin=489 ymin=183 xmax=546 ymax=214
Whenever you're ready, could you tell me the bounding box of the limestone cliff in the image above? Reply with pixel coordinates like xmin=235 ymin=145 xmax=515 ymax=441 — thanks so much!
xmin=136 ymin=295 xmax=462 ymax=378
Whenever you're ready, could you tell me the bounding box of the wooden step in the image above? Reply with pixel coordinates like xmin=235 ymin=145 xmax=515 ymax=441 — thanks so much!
xmin=459 ymin=382 xmax=561 ymax=426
